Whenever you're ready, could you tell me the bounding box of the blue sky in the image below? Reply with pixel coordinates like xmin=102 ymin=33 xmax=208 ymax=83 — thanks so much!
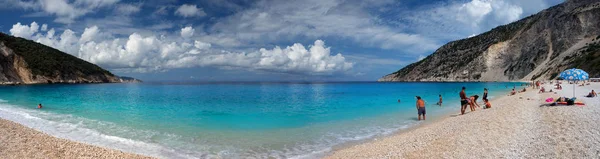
xmin=0 ymin=0 xmax=563 ymax=81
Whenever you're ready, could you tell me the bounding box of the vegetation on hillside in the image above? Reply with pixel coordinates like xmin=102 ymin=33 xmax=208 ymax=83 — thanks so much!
xmin=0 ymin=32 xmax=113 ymax=77
xmin=390 ymin=14 xmax=537 ymax=79
xmin=570 ymin=41 xmax=600 ymax=78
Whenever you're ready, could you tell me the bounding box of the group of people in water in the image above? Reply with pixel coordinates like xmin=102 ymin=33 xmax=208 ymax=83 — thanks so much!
xmin=414 ymin=87 xmax=493 ymax=120
xmin=459 ymin=87 xmax=491 ymax=115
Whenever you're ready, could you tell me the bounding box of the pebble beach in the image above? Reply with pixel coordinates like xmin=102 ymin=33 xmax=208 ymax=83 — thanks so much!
xmin=327 ymin=82 xmax=600 ymax=158
xmin=0 ymin=118 xmax=152 ymax=159
xmin=1 ymin=82 xmax=599 ymax=158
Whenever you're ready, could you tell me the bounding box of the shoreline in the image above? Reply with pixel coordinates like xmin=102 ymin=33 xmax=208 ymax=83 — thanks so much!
xmin=325 ymin=85 xmax=521 ymax=157
xmin=0 ymin=82 xmax=523 ymax=158
xmin=0 ymin=118 xmax=153 ymax=159
xmin=326 ymin=82 xmax=600 ymax=158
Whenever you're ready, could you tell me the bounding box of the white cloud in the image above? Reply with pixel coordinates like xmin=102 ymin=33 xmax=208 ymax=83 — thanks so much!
xmin=7 ymin=0 xmax=119 ymax=23
xmin=9 ymin=22 xmax=39 ymax=39
xmin=396 ymin=0 xmax=529 ymax=42
xmin=180 ymin=26 xmax=195 ymax=38
xmin=41 ymin=24 xmax=48 ymax=31
xmin=491 ymin=1 xmax=524 ymax=23
xmin=80 ymin=26 xmax=99 ymax=43
xmin=175 ymin=4 xmax=206 ymax=17
xmin=458 ymin=0 xmax=493 ymax=26
xmin=116 ymin=4 xmax=142 ymax=15
xmin=206 ymin=0 xmax=438 ymax=53
xmin=9 ymin=22 xmax=353 ymax=75
xmin=194 ymin=41 xmax=211 ymax=50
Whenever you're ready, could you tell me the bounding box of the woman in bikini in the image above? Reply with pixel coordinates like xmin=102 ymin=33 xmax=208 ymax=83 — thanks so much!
xmin=469 ymin=95 xmax=481 ymax=111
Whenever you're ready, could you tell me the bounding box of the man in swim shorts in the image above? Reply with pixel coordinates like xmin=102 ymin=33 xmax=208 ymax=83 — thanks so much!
xmin=416 ymin=96 xmax=426 ymax=120
xmin=460 ymin=87 xmax=468 ymax=115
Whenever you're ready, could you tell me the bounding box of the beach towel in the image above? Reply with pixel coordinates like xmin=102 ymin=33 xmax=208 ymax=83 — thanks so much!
xmin=556 ymin=102 xmax=585 ymax=105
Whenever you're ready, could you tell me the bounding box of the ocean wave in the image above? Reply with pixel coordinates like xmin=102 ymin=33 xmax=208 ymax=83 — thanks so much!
xmin=0 ymin=102 xmax=420 ymax=159
xmin=0 ymin=103 xmax=194 ymax=159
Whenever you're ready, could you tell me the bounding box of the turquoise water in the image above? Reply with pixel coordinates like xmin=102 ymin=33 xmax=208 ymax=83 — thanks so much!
xmin=0 ymin=82 xmax=523 ymax=158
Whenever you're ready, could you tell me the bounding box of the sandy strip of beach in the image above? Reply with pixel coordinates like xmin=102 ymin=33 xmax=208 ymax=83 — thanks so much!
xmin=327 ymin=82 xmax=600 ymax=158
xmin=0 ymin=118 xmax=153 ymax=159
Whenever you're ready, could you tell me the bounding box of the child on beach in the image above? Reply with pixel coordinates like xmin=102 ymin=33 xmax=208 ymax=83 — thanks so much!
xmin=416 ymin=96 xmax=426 ymax=120
xmin=510 ymin=89 xmax=516 ymax=96
xmin=483 ymin=99 xmax=491 ymax=109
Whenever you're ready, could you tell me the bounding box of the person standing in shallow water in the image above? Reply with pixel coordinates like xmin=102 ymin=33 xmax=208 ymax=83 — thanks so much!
xmin=37 ymin=103 xmax=42 ymax=109
xmin=436 ymin=94 xmax=443 ymax=107
xmin=460 ymin=87 xmax=468 ymax=115
xmin=416 ymin=96 xmax=426 ymax=120
xmin=483 ymin=88 xmax=488 ymax=101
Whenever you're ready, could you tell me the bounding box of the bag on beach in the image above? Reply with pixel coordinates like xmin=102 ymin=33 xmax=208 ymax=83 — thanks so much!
xmin=567 ymin=98 xmax=576 ymax=105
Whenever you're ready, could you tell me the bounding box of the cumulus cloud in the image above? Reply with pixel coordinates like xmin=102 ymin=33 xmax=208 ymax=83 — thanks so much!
xmin=9 ymin=22 xmax=39 ymax=39
xmin=180 ymin=26 xmax=195 ymax=38
xmin=9 ymin=23 xmax=353 ymax=75
xmin=491 ymin=1 xmax=524 ymax=24
xmin=41 ymin=24 xmax=48 ymax=31
xmin=458 ymin=0 xmax=493 ymax=26
xmin=175 ymin=4 xmax=206 ymax=17
xmin=80 ymin=26 xmax=99 ymax=43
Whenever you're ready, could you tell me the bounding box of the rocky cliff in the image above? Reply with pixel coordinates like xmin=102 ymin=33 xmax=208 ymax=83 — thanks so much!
xmin=0 ymin=32 xmax=122 ymax=84
xmin=380 ymin=0 xmax=600 ymax=82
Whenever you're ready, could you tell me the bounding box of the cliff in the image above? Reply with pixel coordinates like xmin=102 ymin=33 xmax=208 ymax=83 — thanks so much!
xmin=0 ymin=32 xmax=124 ymax=84
xmin=379 ymin=0 xmax=600 ymax=82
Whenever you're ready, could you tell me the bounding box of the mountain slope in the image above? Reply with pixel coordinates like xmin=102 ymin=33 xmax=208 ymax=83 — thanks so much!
xmin=0 ymin=32 xmax=121 ymax=84
xmin=379 ymin=0 xmax=600 ymax=82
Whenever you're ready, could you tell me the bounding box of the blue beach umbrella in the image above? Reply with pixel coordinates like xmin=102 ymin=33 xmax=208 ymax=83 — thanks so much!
xmin=559 ymin=68 xmax=589 ymax=97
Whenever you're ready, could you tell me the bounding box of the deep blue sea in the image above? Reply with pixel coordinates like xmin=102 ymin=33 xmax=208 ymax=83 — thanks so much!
xmin=0 ymin=82 xmax=523 ymax=158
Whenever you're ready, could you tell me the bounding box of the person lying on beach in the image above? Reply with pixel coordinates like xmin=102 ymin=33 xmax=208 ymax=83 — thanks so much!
xmin=519 ymin=88 xmax=526 ymax=93
xmin=37 ymin=103 xmax=42 ymax=109
xmin=416 ymin=96 xmax=426 ymax=120
xmin=510 ymin=89 xmax=516 ymax=96
xmin=483 ymin=98 xmax=491 ymax=109
xmin=538 ymin=87 xmax=545 ymax=93
xmin=469 ymin=95 xmax=481 ymax=111
xmin=555 ymin=84 xmax=562 ymax=90
xmin=586 ymin=90 xmax=597 ymax=98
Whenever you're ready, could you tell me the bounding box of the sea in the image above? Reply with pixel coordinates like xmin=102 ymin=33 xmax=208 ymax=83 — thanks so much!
xmin=0 ymin=82 xmax=524 ymax=158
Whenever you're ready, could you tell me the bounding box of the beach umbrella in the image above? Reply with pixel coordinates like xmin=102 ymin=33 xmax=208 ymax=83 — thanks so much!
xmin=559 ymin=68 xmax=589 ymax=97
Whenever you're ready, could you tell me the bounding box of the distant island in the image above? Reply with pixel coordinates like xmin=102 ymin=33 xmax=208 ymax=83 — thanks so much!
xmin=0 ymin=32 xmax=140 ymax=85
xmin=380 ymin=0 xmax=600 ymax=82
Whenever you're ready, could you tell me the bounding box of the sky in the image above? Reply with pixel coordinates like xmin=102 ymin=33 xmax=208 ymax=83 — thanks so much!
xmin=0 ymin=0 xmax=563 ymax=82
